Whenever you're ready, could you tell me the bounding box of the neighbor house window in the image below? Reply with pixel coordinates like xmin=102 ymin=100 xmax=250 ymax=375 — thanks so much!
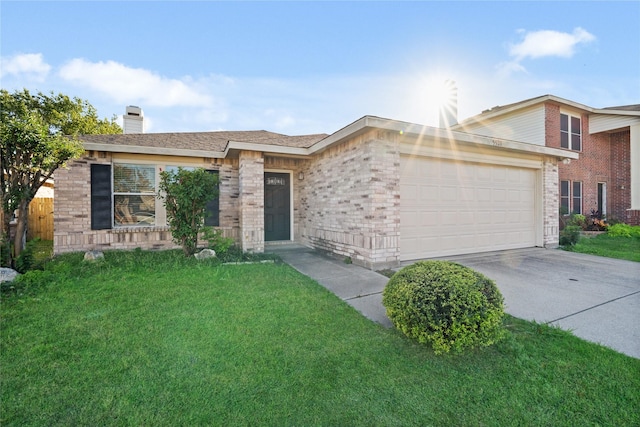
xmin=560 ymin=180 xmax=570 ymax=215
xmin=113 ymin=163 xmax=156 ymax=226
xmin=560 ymin=180 xmax=582 ymax=215
xmin=572 ymin=181 xmax=582 ymax=215
xmin=560 ymin=113 xmax=581 ymax=151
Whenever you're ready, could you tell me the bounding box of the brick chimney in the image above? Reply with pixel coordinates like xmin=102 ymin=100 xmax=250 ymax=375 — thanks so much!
xmin=123 ymin=106 xmax=144 ymax=134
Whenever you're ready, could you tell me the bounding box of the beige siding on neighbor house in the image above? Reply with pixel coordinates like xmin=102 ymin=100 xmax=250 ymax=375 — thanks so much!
xmin=458 ymin=104 xmax=546 ymax=145
xmin=589 ymin=114 xmax=640 ymax=134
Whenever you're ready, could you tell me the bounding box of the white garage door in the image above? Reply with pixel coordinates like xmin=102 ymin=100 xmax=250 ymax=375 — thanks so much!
xmin=400 ymin=155 xmax=537 ymax=261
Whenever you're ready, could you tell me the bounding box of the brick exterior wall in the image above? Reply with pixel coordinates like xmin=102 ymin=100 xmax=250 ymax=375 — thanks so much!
xmin=545 ymin=103 xmax=632 ymax=224
xmin=54 ymin=152 xmax=240 ymax=254
xmin=610 ymin=130 xmax=633 ymax=223
xmin=299 ymin=129 xmax=401 ymax=269
xmin=238 ymin=151 xmax=265 ymax=253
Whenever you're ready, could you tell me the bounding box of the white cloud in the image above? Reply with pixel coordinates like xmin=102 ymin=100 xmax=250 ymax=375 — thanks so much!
xmin=495 ymin=60 xmax=528 ymax=78
xmin=509 ymin=27 xmax=596 ymax=60
xmin=0 ymin=53 xmax=51 ymax=81
xmin=498 ymin=27 xmax=596 ymax=77
xmin=58 ymin=59 xmax=213 ymax=108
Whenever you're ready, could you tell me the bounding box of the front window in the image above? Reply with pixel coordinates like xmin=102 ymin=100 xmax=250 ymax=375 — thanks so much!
xmin=560 ymin=113 xmax=581 ymax=151
xmin=113 ymin=163 xmax=156 ymax=226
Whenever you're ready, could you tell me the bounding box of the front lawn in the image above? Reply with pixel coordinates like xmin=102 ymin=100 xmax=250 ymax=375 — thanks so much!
xmin=563 ymin=233 xmax=640 ymax=262
xmin=2 ymin=250 xmax=639 ymax=426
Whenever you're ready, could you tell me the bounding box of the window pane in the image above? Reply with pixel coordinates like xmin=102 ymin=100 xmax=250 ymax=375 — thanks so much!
xmin=573 ymin=182 xmax=581 ymax=197
xmin=572 ymin=198 xmax=581 ymax=214
xmin=560 ymin=114 xmax=568 ymax=132
xmin=571 ymin=116 xmax=581 ymax=135
xmin=114 ymin=195 xmax=156 ymax=226
xmin=165 ymin=165 xmax=195 ymax=174
xmin=560 ymin=181 xmax=569 ymax=214
xmin=561 ymin=132 xmax=569 ymax=149
xmin=114 ymin=164 xmax=155 ymax=193
xmin=572 ymin=182 xmax=582 ymax=214
xmin=571 ymin=134 xmax=581 ymax=151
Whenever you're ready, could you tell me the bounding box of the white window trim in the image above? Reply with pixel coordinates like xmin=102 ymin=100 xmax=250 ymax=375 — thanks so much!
xmin=111 ymin=160 xmax=217 ymax=228
xmin=560 ymin=111 xmax=582 ymax=151
xmin=112 ymin=163 xmax=157 ymax=228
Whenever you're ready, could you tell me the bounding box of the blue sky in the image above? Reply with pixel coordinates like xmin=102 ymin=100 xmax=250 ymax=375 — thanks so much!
xmin=2 ymin=1 xmax=639 ymax=135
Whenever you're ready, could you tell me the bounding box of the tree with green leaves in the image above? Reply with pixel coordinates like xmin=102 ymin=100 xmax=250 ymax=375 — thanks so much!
xmin=1 ymin=89 xmax=121 ymax=267
xmin=158 ymin=167 xmax=219 ymax=257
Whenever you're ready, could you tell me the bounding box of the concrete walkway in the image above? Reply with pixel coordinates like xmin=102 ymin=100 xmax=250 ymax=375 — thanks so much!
xmin=268 ymin=244 xmax=640 ymax=359
xmin=267 ymin=244 xmax=392 ymax=328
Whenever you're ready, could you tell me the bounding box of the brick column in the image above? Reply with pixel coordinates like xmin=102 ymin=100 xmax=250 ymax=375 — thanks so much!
xmin=542 ymin=157 xmax=560 ymax=247
xmin=630 ymin=124 xmax=640 ymax=212
xmin=238 ymin=151 xmax=264 ymax=253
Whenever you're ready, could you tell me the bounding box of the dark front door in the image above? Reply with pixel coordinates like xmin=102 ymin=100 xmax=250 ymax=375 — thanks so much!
xmin=264 ymin=172 xmax=291 ymax=241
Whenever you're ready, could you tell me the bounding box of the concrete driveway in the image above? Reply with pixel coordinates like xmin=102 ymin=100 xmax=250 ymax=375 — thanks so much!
xmin=420 ymin=248 xmax=640 ymax=359
xmin=272 ymin=244 xmax=639 ymax=359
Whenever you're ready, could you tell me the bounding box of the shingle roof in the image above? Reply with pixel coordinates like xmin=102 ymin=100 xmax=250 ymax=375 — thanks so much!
xmin=602 ymin=104 xmax=640 ymax=112
xmin=80 ymin=130 xmax=329 ymax=152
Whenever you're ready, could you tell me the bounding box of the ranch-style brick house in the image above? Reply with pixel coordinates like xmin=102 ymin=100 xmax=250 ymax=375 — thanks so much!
xmin=453 ymin=95 xmax=640 ymax=226
xmin=54 ymin=107 xmax=579 ymax=269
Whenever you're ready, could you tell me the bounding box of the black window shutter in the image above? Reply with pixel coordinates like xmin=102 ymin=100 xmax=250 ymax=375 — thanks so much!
xmin=204 ymin=170 xmax=220 ymax=226
xmin=91 ymin=164 xmax=112 ymax=230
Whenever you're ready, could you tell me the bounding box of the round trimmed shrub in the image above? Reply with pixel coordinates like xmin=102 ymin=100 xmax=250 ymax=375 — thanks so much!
xmin=382 ymin=260 xmax=505 ymax=354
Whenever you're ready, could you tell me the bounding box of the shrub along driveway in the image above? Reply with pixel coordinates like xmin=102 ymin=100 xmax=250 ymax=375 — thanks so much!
xmin=427 ymin=248 xmax=640 ymax=359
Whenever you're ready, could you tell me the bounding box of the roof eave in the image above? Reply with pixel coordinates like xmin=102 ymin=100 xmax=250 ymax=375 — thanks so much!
xmin=591 ymin=108 xmax=640 ymax=117
xmin=83 ymin=142 xmax=226 ymax=159
xmin=454 ymin=94 xmax=597 ymax=128
xmin=224 ymin=141 xmax=311 ymax=158
xmin=310 ymin=115 xmax=578 ymax=160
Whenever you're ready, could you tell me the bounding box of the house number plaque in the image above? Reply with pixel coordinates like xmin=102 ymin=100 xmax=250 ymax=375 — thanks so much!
xmin=266 ymin=177 xmax=286 ymax=186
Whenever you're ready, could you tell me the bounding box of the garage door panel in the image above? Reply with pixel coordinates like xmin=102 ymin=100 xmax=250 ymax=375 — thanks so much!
xmin=477 ymin=167 xmax=492 ymax=181
xmin=400 ymin=155 xmax=537 ymax=261
xmin=403 ymin=184 xmax=419 ymax=201
xmin=492 ymin=167 xmax=507 ymax=182
xmin=441 ymin=186 xmax=457 ymax=201
xmin=458 ymin=211 xmax=475 ymax=223
xmin=420 ymin=185 xmax=438 ymax=201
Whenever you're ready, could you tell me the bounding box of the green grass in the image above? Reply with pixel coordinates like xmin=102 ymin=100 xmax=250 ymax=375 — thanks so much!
xmin=563 ymin=233 xmax=640 ymax=262
xmin=2 ymin=250 xmax=639 ymax=426
xmin=30 ymin=239 xmax=53 ymax=264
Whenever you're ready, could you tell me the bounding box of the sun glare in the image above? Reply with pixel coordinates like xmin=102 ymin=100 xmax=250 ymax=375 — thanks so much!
xmin=435 ymin=79 xmax=458 ymax=128
xmin=422 ymin=77 xmax=458 ymax=127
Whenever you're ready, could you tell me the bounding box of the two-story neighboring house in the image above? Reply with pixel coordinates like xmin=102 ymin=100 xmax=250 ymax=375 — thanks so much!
xmin=453 ymin=95 xmax=640 ymax=226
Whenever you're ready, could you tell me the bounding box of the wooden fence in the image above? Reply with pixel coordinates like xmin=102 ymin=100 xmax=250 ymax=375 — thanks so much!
xmin=27 ymin=198 xmax=54 ymax=241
